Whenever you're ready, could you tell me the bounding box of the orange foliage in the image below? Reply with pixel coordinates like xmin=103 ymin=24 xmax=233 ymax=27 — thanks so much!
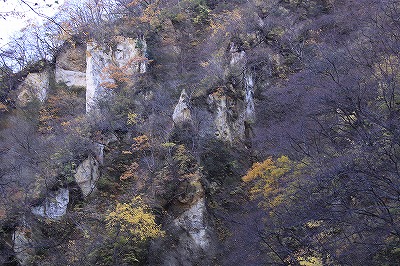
xmin=100 ymin=56 xmax=149 ymax=89
xmin=132 ymin=135 xmax=150 ymax=151
xmin=120 ymin=162 xmax=139 ymax=181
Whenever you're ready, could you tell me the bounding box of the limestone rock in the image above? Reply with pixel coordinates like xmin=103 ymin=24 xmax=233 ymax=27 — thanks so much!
xmin=86 ymin=37 xmax=148 ymax=112
xmin=172 ymin=89 xmax=191 ymax=125
xmin=55 ymin=68 xmax=86 ymax=87
xmin=93 ymin=143 xmax=105 ymax=165
xmin=208 ymin=90 xmax=233 ymax=142
xmin=206 ymin=44 xmax=256 ymax=143
xmin=56 ymin=43 xmax=86 ymax=72
xmin=17 ymin=70 xmax=49 ymax=105
xmin=149 ymin=171 xmax=216 ymax=265
xmin=229 ymin=42 xmax=246 ymax=65
xmin=55 ymin=43 xmax=87 ymax=87
xmin=173 ymin=198 xmax=211 ymax=250
xmin=86 ymin=41 xmax=113 ymax=113
xmin=74 ymin=156 xmax=100 ymax=197
xmin=93 ymin=132 xmax=118 ymax=165
xmin=113 ymin=36 xmax=148 ymax=74
xmin=244 ymin=71 xmax=255 ymax=123
xmin=13 ymin=225 xmax=34 ymax=266
xmin=31 ymin=188 xmax=69 ymax=220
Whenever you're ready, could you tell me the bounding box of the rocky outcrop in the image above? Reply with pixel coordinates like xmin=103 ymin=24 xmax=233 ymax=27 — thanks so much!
xmin=56 ymin=43 xmax=86 ymax=72
xmin=173 ymin=198 xmax=211 ymax=250
xmin=31 ymin=188 xmax=69 ymax=220
xmin=86 ymin=41 xmax=113 ymax=113
xmin=229 ymin=42 xmax=246 ymax=66
xmin=74 ymin=156 xmax=100 ymax=197
xmin=244 ymin=71 xmax=255 ymax=123
xmin=55 ymin=69 xmax=86 ymax=88
xmin=113 ymin=36 xmax=147 ymax=74
xmin=17 ymin=70 xmax=50 ymax=105
xmin=208 ymin=89 xmax=234 ymax=142
xmin=150 ymin=170 xmax=215 ymax=265
xmin=13 ymin=225 xmax=34 ymax=266
xmin=206 ymin=42 xmax=256 ymax=143
xmin=86 ymin=37 xmax=148 ymax=112
xmin=92 ymin=132 xmax=118 ymax=165
xmin=93 ymin=143 xmax=105 ymax=165
xmin=172 ymin=89 xmax=192 ymax=125
xmin=55 ymin=43 xmax=86 ymax=87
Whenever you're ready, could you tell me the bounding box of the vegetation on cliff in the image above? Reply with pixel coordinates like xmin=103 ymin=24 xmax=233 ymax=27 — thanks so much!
xmin=0 ymin=0 xmax=400 ymax=265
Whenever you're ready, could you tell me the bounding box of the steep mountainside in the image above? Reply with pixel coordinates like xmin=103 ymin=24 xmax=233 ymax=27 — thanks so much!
xmin=1 ymin=0 xmax=400 ymax=265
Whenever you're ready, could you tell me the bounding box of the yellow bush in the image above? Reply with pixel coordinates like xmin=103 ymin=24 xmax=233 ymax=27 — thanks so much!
xmin=242 ymin=155 xmax=301 ymax=208
xmin=105 ymin=196 xmax=165 ymax=242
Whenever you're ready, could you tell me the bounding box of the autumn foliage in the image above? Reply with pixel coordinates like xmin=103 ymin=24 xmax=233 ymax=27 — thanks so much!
xmin=242 ymin=156 xmax=302 ymax=208
xmin=105 ymin=196 xmax=165 ymax=242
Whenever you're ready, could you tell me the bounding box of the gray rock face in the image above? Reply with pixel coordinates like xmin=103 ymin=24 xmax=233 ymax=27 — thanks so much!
xmin=17 ymin=70 xmax=50 ymax=105
xmin=13 ymin=225 xmax=34 ymax=266
xmin=56 ymin=43 xmax=87 ymax=72
xmin=172 ymin=89 xmax=192 ymax=125
xmin=150 ymin=170 xmax=216 ymax=266
xmin=55 ymin=68 xmax=86 ymax=87
xmin=158 ymin=198 xmax=214 ymax=266
xmin=114 ymin=36 xmax=147 ymax=74
xmin=93 ymin=143 xmax=105 ymax=165
xmin=86 ymin=37 xmax=148 ymax=113
xmin=86 ymin=41 xmax=113 ymax=113
xmin=74 ymin=156 xmax=99 ymax=197
xmin=206 ymin=43 xmax=256 ymax=143
xmin=31 ymin=188 xmax=69 ymax=220
xmin=55 ymin=43 xmax=87 ymax=87
xmin=244 ymin=71 xmax=256 ymax=123
xmin=208 ymin=90 xmax=234 ymax=142
xmin=173 ymin=198 xmax=211 ymax=250
xmin=229 ymin=42 xmax=246 ymax=65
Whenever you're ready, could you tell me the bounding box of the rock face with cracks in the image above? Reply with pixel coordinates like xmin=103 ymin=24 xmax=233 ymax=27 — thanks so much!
xmin=31 ymin=188 xmax=69 ymax=220
xmin=74 ymin=156 xmax=100 ymax=197
xmin=150 ymin=170 xmax=216 ymax=265
xmin=55 ymin=43 xmax=86 ymax=87
xmin=13 ymin=225 xmax=34 ymax=266
xmin=85 ymin=41 xmax=114 ymax=113
xmin=244 ymin=71 xmax=256 ymax=124
xmin=17 ymin=70 xmax=50 ymax=105
xmin=86 ymin=37 xmax=147 ymax=112
xmin=173 ymin=89 xmax=192 ymax=125
xmin=206 ymin=42 xmax=256 ymax=143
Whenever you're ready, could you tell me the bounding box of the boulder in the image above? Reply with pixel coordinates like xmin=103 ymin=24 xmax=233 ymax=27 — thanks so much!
xmin=17 ymin=70 xmax=49 ymax=105
xmin=31 ymin=188 xmax=69 ymax=220
xmin=74 ymin=156 xmax=100 ymax=197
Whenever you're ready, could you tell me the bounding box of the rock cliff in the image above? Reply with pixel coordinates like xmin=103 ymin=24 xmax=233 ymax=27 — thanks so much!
xmin=172 ymin=89 xmax=192 ymax=125
xmin=86 ymin=37 xmax=148 ymax=112
xmin=17 ymin=70 xmax=50 ymax=105
xmin=31 ymin=188 xmax=69 ymax=220
xmin=74 ymin=156 xmax=100 ymax=197
xmin=55 ymin=43 xmax=86 ymax=87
